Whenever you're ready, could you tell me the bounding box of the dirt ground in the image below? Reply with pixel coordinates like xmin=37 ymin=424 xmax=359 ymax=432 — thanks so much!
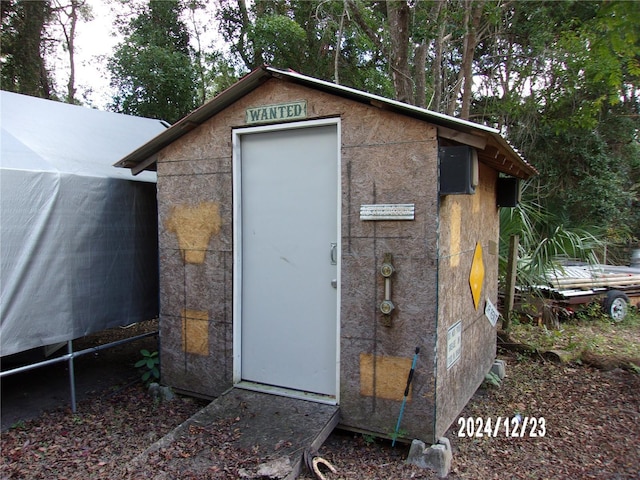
xmin=0 ymin=321 xmax=160 ymax=431
xmin=1 ymin=321 xmax=639 ymax=479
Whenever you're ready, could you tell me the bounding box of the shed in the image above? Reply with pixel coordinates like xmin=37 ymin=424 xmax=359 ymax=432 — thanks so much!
xmin=116 ymin=66 xmax=536 ymax=444
xmin=1 ymin=91 xmax=167 ymax=357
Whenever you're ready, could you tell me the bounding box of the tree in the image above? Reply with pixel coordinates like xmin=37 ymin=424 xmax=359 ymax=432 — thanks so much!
xmin=386 ymin=0 xmax=412 ymax=103
xmin=468 ymin=1 xmax=639 ymax=250
xmin=217 ymin=0 xmax=394 ymax=97
xmin=100 ymin=0 xmax=639 ymax=250
xmin=108 ymin=0 xmax=197 ymax=123
xmin=1 ymin=0 xmax=97 ymax=104
xmin=51 ymin=0 xmax=92 ymax=104
xmin=184 ymin=0 xmax=241 ymax=103
xmin=1 ymin=0 xmax=54 ymax=98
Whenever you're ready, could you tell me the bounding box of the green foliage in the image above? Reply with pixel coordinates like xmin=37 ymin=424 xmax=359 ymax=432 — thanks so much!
xmin=476 ymin=1 xmax=639 ymax=245
xmin=1 ymin=0 xmax=54 ymax=98
xmin=249 ymin=14 xmax=307 ymax=68
xmin=575 ymin=301 xmax=607 ymax=323
xmin=216 ymin=0 xmax=395 ymax=97
xmin=388 ymin=428 xmax=408 ymax=444
xmin=10 ymin=420 xmax=26 ymax=430
xmin=200 ymin=52 xmax=241 ymax=100
xmin=499 ymin=182 xmax=603 ymax=290
xmin=519 ymin=118 xmax=638 ymax=243
xmin=108 ymin=0 xmax=197 ymax=123
xmin=135 ymin=349 xmax=160 ymax=385
xmin=361 ymin=433 xmax=376 ymax=445
xmin=509 ymin=307 xmax=640 ymax=370
xmin=101 ymin=0 xmax=640 ymax=247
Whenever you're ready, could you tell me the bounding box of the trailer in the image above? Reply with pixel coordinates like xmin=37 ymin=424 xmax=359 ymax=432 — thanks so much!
xmin=534 ymin=262 xmax=640 ymax=321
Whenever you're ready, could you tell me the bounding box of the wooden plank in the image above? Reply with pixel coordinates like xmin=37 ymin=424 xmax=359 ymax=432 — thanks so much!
xmin=437 ymin=126 xmax=487 ymax=150
xmin=125 ymin=388 xmax=340 ymax=479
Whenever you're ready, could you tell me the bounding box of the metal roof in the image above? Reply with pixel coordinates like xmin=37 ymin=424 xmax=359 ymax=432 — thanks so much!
xmin=115 ymin=66 xmax=537 ymax=179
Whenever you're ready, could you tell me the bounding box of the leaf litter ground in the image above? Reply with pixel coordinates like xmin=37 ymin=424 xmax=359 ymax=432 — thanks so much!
xmin=1 ymin=323 xmax=639 ymax=479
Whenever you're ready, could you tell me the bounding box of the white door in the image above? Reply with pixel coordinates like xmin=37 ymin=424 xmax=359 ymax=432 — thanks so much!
xmin=235 ymin=120 xmax=339 ymax=398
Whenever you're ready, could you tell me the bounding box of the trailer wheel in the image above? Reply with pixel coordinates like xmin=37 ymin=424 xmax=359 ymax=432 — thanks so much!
xmin=603 ymin=290 xmax=629 ymax=322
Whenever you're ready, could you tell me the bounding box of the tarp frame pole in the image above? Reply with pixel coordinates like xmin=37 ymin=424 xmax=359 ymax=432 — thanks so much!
xmin=1 ymin=331 xmax=158 ymax=412
xmin=68 ymin=340 xmax=77 ymax=412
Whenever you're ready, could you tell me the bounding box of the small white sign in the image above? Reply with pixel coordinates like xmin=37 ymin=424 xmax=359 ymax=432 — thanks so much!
xmin=485 ymin=298 xmax=500 ymax=327
xmin=447 ymin=321 xmax=462 ymax=369
xmin=360 ymin=204 xmax=415 ymax=221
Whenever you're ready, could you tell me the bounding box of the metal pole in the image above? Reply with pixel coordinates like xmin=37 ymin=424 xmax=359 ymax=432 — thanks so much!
xmin=0 ymin=330 xmax=158 ymax=412
xmin=68 ymin=340 xmax=77 ymax=413
xmin=0 ymin=331 xmax=158 ymax=378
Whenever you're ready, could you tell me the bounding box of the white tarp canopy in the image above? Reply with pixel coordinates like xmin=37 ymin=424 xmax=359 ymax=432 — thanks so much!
xmin=1 ymin=91 xmax=167 ymax=356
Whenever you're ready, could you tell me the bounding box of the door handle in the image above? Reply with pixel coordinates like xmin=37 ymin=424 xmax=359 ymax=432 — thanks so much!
xmin=330 ymin=243 xmax=337 ymax=265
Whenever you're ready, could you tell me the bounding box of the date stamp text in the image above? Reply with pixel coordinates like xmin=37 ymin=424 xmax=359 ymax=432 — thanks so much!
xmin=457 ymin=416 xmax=546 ymax=438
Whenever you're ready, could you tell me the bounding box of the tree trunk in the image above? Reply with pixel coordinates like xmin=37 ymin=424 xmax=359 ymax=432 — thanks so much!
xmin=347 ymin=0 xmax=386 ymax=54
xmin=460 ymin=0 xmax=484 ymax=120
xmin=10 ymin=0 xmax=53 ymax=98
xmin=62 ymin=0 xmax=80 ymax=104
xmin=386 ymin=0 xmax=413 ymax=103
xmin=433 ymin=23 xmax=448 ymax=112
xmin=333 ymin=0 xmax=348 ymax=85
xmin=187 ymin=3 xmax=206 ymax=105
xmin=414 ymin=40 xmax=427 ymax=107
xmin=426 ymin=0 xmax=446 ymax=111
xmin=237 ymin=0 xmax=256 ymax=69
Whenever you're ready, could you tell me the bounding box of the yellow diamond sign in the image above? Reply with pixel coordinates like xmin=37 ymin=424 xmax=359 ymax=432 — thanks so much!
xmin=469 ymin=242 xmax=484 ymax=310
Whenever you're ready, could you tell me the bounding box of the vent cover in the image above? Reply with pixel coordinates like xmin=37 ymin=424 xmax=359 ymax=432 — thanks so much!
xmin=439 ymin=145 xmax=478 ymax=195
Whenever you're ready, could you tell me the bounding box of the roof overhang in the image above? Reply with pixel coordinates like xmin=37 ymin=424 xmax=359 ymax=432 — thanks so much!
xmin=115 ymin=65 xmax=537 ymax=179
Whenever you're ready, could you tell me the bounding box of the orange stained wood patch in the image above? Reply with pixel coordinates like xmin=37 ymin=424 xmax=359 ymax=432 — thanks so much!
xmin=165 ymin=202 xmax=221 ymax=264
xmin=359 ymin=353 xmax=413 ymax=401
xmin=182 ymin=309 xmax=209 ymax=355
xmin=449 ymin=200 xmax=462 ymax=267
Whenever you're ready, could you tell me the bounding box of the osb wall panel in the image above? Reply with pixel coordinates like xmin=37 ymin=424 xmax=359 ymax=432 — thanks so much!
xmin=338 ymin=99 xmax=439 ymax=442
xmin=156 ymin=125 xmax=234 ymax=396
xmin=155 ymin=78 xmax=440 ymax=440
xmin=434 ymin=162 xmax=499 ymax=438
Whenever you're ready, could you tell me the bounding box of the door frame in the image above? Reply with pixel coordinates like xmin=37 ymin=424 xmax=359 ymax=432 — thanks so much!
xmin=231 ymin=118 xmax=342 ymax=404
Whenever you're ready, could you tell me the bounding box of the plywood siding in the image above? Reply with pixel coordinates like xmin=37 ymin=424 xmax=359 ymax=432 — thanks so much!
xmin=434 ymin=162 xmax=499 ymax=439
xmin=156 ymin=144 xmax=233 ymax=397
xmin=338 ymin=102 xmax=439 ymax=442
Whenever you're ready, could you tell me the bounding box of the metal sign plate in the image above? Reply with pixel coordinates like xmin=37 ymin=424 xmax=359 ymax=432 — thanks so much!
xmin=360 ymin=204 xmax=415 ymax=221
